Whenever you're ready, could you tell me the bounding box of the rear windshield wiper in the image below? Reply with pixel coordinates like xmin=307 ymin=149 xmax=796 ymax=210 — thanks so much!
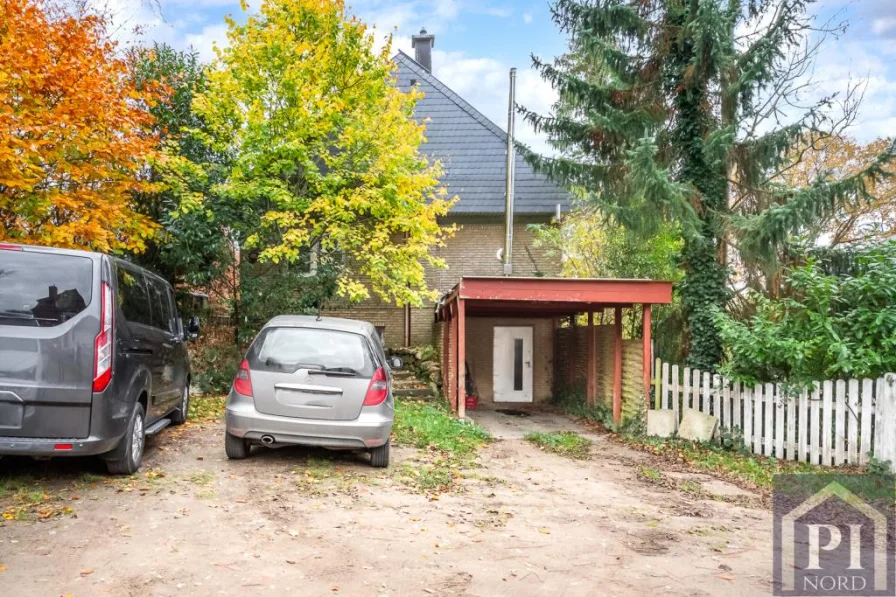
xmin=308 ymin=366 xmax=362 ymax=377
xmin=0 ymin=310 xmax=57 ymax=323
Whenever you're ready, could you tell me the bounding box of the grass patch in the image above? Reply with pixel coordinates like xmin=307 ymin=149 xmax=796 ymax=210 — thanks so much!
xmin=392 ymin=398 xmax=491 ymax=497
xmin=392 ymin=399 xmax=490 ymax=458
xmin=637 ymin=465 xmax=662 ymax=481
xmin=187 ymin=471 xmax=215 ymax=486
xmin=396 ymin=462 xmax=457 ymax=494
xmin=188 ymin=395 xmax=227 ymax=424
xmin=525 ymin=431 xmax=591 ymax=460
xmin=621 ymin=435 xmax=823 ymax=491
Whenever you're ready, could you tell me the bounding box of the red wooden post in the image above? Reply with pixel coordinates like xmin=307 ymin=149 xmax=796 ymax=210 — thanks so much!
xmin=613 ymin=306 xmax=623 ymax=424
xmin=448 ymin=302 xmax=457 ymax=413
xmin=457 ymin=298 xmax=466 ymax=419
xmin=642 ymin=304 xmax=652 ymax=411
xmin=567 ymin=315 xmax=576 ymax=389
xmin=586 ymin=311 xmax=595 ymax=406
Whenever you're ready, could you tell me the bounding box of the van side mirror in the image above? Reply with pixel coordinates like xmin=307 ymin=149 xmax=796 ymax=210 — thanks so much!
xmin=186 ymin=316 xmax=200 ymax=340
xmin=388 ymin=356 xmax=403 ymax=370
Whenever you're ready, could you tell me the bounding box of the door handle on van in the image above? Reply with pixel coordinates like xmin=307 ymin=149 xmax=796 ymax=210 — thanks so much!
xmin=123 ymin=344 xmax=154 ymax=355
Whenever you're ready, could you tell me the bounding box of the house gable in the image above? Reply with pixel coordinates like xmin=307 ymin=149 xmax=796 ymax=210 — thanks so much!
xmin=393 ymin=51 xmax=571 ymax=216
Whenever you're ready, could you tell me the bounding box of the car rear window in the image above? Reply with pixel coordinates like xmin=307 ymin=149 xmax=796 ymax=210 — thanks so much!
xmin=247 ymin=327 xmax=376 ymax=377
xmin=0 ymin=250 xmax=93 ymax=327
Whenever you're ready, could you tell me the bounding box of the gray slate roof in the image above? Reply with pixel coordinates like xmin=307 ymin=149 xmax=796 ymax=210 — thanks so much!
xmin=394 ymin=51 xmax=572 ymax=216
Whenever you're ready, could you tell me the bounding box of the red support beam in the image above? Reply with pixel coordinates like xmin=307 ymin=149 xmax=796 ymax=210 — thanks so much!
xmin=448 ymin=302 xmax=457 ymax=413
xmin=567 ymin=316 xmax=576 ymax=390
xmin=457 ymin=298 xmax=466 ymax=419
xmin=642 ymin=304 xmax=652 ymax=411
xmin=442 ymin=314 xmax=451 ymax=411
xmin=586 ymin=311 xmax=596 ymax=406
xmin=459 ymin=277 xmax=673 ymax=305
xmin=613 ymin=306 xmax=623 ymax=425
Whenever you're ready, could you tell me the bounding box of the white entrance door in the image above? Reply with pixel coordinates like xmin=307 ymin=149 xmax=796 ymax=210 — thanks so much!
xmin=493 ymin=326 xmax=533 ymax=402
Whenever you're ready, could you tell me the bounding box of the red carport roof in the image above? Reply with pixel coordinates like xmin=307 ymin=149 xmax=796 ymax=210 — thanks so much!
xmin=437 ymin=277 xmax=673 ymax=319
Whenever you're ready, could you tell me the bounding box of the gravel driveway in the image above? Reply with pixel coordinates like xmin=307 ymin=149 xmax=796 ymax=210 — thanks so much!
xmin=0 ymin=408 xmax=773 ymax=596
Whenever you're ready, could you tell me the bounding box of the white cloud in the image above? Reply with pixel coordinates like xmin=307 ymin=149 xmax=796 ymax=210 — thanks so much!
xmin=522 ymin=12 xmax=533 ymax=24
xmin=872 ymin=17 xmax=896 ymax=35
xmin=434 ymin=0 xmax=458 ymax=20
xmin=184 ymin=23 xmax=230 ymax=62
xmin=483 ymin=6 xmax=512 ymax=18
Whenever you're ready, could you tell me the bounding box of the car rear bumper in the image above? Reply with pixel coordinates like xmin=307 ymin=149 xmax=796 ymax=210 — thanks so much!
xmin=225 ymin=392 xmax=393 ymax=449
xmin=0 ymin=435 xmax=121 ymax=457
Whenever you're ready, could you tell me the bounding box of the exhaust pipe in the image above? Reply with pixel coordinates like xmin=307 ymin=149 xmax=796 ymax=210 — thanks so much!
xmin=260 ymin=435 xmax=275 ymax=446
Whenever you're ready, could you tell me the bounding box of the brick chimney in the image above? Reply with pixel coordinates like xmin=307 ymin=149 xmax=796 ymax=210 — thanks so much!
xmin=411 ymin=27 xmax=434 ymax=73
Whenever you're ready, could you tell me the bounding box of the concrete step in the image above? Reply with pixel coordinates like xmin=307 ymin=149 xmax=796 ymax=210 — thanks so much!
xmin=393 ymin=378 xmax=427 ymax=388
xmin=394 ymin=387 xmax=435 ymax=398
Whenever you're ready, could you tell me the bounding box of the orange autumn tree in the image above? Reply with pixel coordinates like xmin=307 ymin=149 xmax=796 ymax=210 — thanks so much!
xmin=0 ymin=0 xmax=159 ymax=252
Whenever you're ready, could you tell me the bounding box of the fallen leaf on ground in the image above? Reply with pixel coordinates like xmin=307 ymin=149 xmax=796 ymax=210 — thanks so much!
xmin=81 ymin=568 xmax=94 ymax=576
xmin=0 ymin=564 xmax=6 ymax=572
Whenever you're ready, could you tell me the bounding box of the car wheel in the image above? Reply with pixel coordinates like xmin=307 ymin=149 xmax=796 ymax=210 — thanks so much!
xmin=171 ymin=385 xmax=189 ymax=426
xmin=370 ymin=441 xmax=390 ymax=468
xmin=225 ymin=432 xmax=250 ymax=460
xmin=105 ymin=403 xmax=146 ymax=475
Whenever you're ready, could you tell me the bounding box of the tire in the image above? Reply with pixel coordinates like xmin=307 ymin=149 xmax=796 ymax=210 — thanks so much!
xmin=171 ymin=384 xmax=189 ymax=426
xmin=225 ymin=432 xmax=250 ymax=460
xmin=370 ymin=441 xmax=390 ymax=468
xmin=105 ymin=403 xmax=146 ymax=475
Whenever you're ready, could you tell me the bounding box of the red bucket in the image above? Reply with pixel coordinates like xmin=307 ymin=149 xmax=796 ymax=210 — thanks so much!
xmin=465 ymin=394 xmax=478 ymax=410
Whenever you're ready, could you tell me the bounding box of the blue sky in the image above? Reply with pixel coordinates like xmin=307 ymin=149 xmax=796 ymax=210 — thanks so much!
xmin=119 ymin=0 xmax=896 ymax=154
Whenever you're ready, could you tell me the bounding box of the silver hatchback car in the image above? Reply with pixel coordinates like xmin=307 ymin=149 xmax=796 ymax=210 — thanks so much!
xmin=224 ymin=316 xmax=400 ymax=467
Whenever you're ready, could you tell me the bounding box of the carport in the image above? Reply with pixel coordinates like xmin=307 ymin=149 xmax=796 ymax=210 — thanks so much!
xmin=436 ymin=277 xmax=673 ymax=423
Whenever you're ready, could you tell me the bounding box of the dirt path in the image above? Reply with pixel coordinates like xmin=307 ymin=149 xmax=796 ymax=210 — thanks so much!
xmin=0 ymin=409 xmax=774 ymax=596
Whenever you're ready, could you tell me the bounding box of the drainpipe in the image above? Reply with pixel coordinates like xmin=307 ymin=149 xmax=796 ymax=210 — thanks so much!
xmin=503 ymin=67 xmax=517 ymax=276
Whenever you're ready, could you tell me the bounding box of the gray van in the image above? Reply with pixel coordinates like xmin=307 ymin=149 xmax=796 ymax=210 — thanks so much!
xmin=0 ymin=243 xmax=198 ymax=474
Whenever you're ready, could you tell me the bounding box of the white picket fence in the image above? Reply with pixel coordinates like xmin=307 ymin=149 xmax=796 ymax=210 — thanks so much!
xmin=652 ymin=360 xmax=896 ymax=467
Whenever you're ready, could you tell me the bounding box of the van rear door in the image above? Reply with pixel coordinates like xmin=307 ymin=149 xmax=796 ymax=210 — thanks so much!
xmin=0 ymin=247 xmax=98 ymax=438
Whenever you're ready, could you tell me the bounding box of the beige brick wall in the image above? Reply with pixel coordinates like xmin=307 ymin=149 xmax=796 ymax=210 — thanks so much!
xmin=465 ymin=317 xmax=555 ymax=404
xmin=424 ymin=216 xmax=562 ymax=297
xmin=328 ymin=215 xmax=561 ymax=348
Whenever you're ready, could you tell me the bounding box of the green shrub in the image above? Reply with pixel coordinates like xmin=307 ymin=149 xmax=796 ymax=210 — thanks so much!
xmin=717 ymin=241 xmax=896 ymax=388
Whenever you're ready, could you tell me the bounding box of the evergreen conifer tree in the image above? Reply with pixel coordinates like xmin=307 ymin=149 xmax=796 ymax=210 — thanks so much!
xmin=520 ymin=0 xmax=895 ymax=370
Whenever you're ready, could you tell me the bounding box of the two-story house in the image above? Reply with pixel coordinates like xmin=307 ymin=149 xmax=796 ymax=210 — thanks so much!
xmin=338 ymin=30 xmax=570 ymax=334
xmin=330 ymin=30 xmax=573 ymax=404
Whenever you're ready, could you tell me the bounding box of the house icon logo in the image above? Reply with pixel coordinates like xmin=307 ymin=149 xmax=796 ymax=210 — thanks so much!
xmin=774 ymin=475 xmax=895 ymax=596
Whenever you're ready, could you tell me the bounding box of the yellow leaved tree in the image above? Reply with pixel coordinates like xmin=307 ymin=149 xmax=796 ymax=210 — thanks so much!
xmin=192 ymin=0 xmax=454 ymax=307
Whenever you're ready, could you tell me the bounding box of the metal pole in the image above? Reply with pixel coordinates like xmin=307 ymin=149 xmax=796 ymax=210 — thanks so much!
xmin=503 ymin=67 xmax=517 ymax=276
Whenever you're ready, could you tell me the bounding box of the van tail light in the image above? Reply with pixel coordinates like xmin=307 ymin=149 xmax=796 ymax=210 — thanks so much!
xmin=92 ymin=281 xmax=113 ymax=392
xmin=363 ymin=367 xmax=388 ymax=406
xmin=0 ymin=243 xmax=22 ymax=250
xmin=233 ymin=359 xmax=253 ymax=397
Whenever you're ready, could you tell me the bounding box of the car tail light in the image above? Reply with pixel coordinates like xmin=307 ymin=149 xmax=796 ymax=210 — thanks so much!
xmin=363 ymin=367 xmax=388 ymax=406
xmin=92 ymin=281 xmax=113 ymax=392
xmin=54 ymin=444 xmax=72 ymax=451
xmin=0 ymin=243 xmax=22 ymax=250
xmin=233 ymin=359 xmax=253 ymax=397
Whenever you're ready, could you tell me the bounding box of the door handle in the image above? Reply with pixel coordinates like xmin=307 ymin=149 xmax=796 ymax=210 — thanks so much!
xmin=123 ymin=342 xmax=153 ymax=355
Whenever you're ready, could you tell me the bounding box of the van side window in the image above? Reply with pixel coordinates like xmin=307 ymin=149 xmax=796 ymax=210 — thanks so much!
xmin=147 ymin=278 xmax=175 ymax=333
xmin=116 ymin=265 xmax=152 ymax=326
